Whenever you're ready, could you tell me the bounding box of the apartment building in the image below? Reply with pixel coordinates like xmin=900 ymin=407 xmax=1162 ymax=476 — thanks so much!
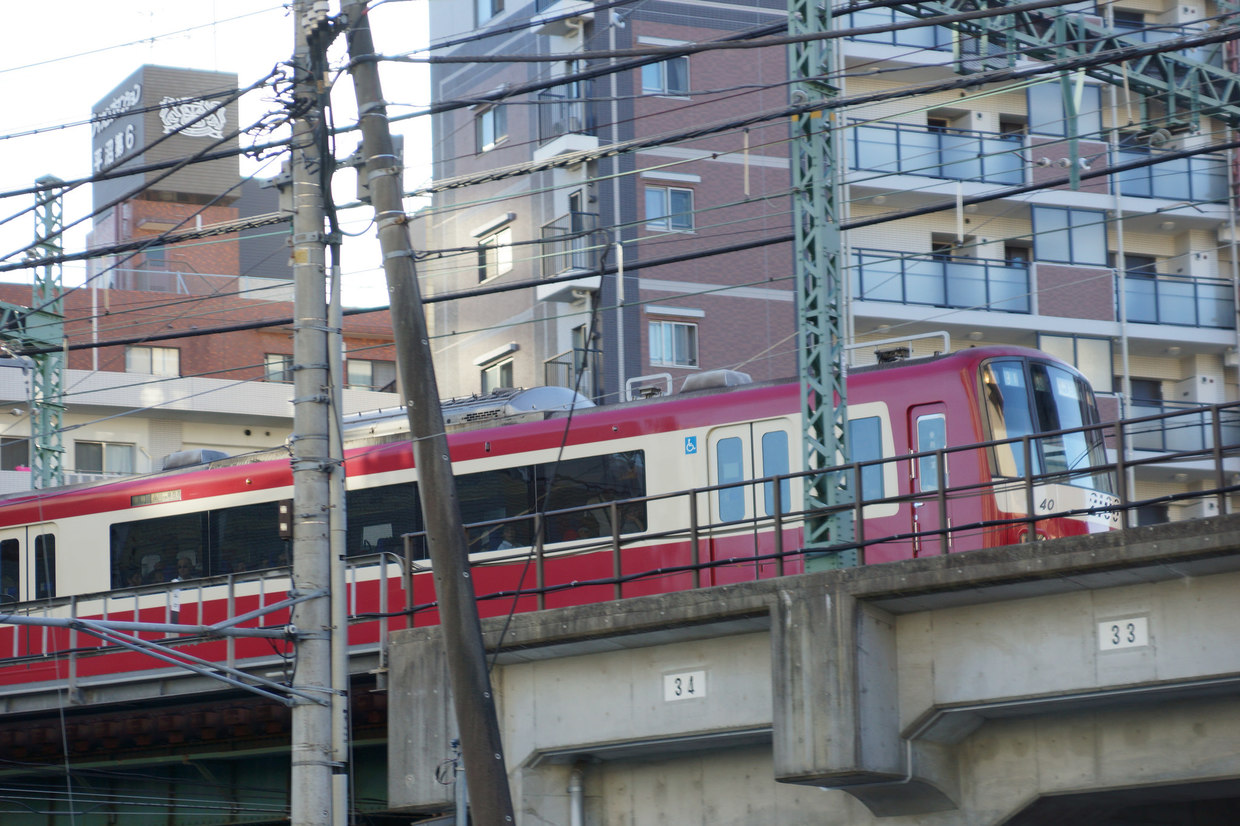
xmin=421 ymin=0 xmax=1239 ymax=523
xmin=0 ymin=66 xmax=399 ymax=493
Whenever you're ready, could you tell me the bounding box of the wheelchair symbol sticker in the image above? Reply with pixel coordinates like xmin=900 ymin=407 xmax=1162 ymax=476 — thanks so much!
xmin=685 ymin=436 xmax=697 ymax=455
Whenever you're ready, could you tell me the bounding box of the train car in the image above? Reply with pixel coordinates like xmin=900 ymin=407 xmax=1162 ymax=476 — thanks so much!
xmin=0 ymin=345 xmax=1117 ymax=686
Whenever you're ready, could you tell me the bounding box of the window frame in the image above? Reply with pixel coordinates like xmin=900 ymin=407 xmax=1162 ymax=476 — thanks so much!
xmin=125 ymin=345 xmax=180 ymax=377
xmin=476 ymin=0 xmax=503 ymax=25
xmin=264 ymin=353 xmax=293 ymax=383
xmin=481 ymin=358 xmax=514 ymax=393
xmin=1037 ymin=333 xmax=1114 ymax=394
xmin=641 ymin=55 xmax=690 ymax=96
xmin=346 ymin=358 xmax=397 ymax=391
xmin=649 ymin=319 xmax=699 ymax=368
xmin=475 ymin=105 xmax=508 ymax=153
xmin=644 ymin=185 xmax=695 ymax=232
xmin=75 ymin=439 xmax=136 ymax=476
xmin=1032 ymin=205 xmax=1108 ymax=267
xmin=477 ymin=226 xmax=514 ymax=282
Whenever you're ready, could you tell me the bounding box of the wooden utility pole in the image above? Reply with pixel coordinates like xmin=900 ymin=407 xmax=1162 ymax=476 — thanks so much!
xmin=343 ymin=3 xmax=516 ymax=823
xmin=289 ymin=2 xmax=336 ymax=825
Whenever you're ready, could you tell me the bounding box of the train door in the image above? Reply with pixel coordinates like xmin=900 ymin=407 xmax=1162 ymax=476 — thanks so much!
xmin=909 ymin=405 xmax=948 ymax=556
xmin=706 ymin=420 xmax=791 ymax=583
xmin=0 ymin=524 xmax=55 ymax=657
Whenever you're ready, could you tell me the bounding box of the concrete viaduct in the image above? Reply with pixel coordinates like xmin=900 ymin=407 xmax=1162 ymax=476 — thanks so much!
xmin=390 ymin=513 xmax=1240 ymax=825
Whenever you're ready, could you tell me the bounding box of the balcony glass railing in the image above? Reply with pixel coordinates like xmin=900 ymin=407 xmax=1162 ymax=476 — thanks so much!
xmin=541 ymin=211 xmax=600 ymax=277
xmin=1114 ymin=149 xmax=1227 ymax=201
xmin=852 ymin=249 xmax=1030 ymax=313
xmin=1113 ymin=22 xmax=1224 ymax=68
xmin=844 ymin=8 xmax=952 ymax=50
xmin=1122 ymin=272 xmax=1234 ymax=329
xmin=538 ymin=85 xmax=592 ymax=144
xmin=1127 ymin=399 xmax=1240 ymax=453
xmin=850 ymin=122 xmax=1024 ymax=185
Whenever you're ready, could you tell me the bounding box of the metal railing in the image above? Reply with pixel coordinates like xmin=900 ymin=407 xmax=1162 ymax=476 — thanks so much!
xmin=843 ymin=7 xmax=953 ymax=49
xmin=1126 ymin=399 xmax=1240 ymax=453
xmin=541 ymin=211 xmax=600 ymax=277
xmin=852 ymin=248 xmax=1031 ymax=312
xmin=1113 ymin=149 xmax=1227 ymax=201
xmin=3 ymin=403 xmax=1239 ymax=686
xmin=1122 ymin=272 xmax=1235 ymax=329
xmin=544 ymin=347 xmax=600 ymax=398
xmin=537 ymin=85 xmax=592 ymax=144
xmin=850 ymin=121 xmax=1025 ymax=185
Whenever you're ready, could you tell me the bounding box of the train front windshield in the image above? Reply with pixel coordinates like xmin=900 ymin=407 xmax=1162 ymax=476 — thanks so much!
xmin=982 ymin=359 xmax=1113 ymax=492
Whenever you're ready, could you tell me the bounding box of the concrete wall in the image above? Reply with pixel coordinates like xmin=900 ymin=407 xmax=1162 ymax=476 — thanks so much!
xmin=388 ymin=514 xmax=1240 ymax=825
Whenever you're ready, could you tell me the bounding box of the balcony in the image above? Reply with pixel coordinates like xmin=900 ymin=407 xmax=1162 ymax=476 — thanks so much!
xmin=1122 ymin=272 xmax=1235 ymax=329
xmin=541 ymin=211 xmax=599 ymax=278
xmin=1114 ymin=149 xmax=1227 ymax=201
xmin=1113 ymin=22 xmax=1224 ymax=69
xmin=544 ymin=347 xmax=600 ymax=400
xmin=850 ymin=122 xmax=1024 ymax=186
xmin=1127 ymin=399 xmax=1240 ymax=454
xmin=844 ymin=8 xmax=952 ymax=50
xmin=538 ymin=85 xmax=592 ymax=145
xmin=852 ymin=249 xmax=1030 ymax=313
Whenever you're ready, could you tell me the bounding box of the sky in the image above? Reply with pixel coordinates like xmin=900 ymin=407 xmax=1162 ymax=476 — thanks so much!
xmin=0 ymin=1 xmax=430 ymax=308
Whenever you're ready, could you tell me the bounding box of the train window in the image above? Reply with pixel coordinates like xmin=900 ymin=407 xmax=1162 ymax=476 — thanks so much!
xmin=536 ymin=451 xmax=646 ymax=542
xmin=1030 ymin=363 xmax=1112 ymax=492
xmin=848 ymin=416 xmax=885 ymax=502
xmin=347 ymin=482 xmax=424 ymax=558
xmin=716 ymin=437 xmax=746 ymax=522
xmin=916 ymin=414 xmax=947 ymax=492
xmin=34 ymin=534 xmax=55 ymax=599
xmin=460 ymin=467 xmax=535 ymax=550
xmin=761 ymin=431 xmax=791 ymax=516
xmin=0 ymin=539 xmax=16 ymax=603
xmin=982 ymin=360 xmax=1042 ymax=479
xmin=211 ymin=503 xmax=289 ymax=571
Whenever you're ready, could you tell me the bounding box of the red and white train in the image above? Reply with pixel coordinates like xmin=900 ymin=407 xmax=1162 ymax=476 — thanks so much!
xmin=0 ymin=345 xmax=1117 ymax=686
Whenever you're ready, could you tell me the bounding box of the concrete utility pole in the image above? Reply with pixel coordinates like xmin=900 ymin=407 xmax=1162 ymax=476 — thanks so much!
xmin=289 ymin=2 xmax=337 ymax=825
xmin=343 ymin=4 xmax=517 ymax=824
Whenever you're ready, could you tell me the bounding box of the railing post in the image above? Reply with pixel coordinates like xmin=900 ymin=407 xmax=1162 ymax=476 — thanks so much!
xmin=403 ymin=536 xmax=414 ymax=629
xmin=853 ymin=463 xmax=866 ymax=564
xmin=68 ymin=596 xmax=78 ymax=703
xmin=1114 ymin=419 xmax=1130 ymax=530
xmin=535 ymin=514 xmax=546 ymax=611
xmin=1023 ymin=435 xmax=1037 ymax=541
xmin=611 ymin=502 xmax=622 ymax=601
xmin=689 ymin=491 xmax=701 ymax=589
xmin=936 ymin=448 xmax=949 ymax=552
xmin=1212 ymin=405 xmax=1227 ymax=516
xmin=773 ymin=476 xmax=784 ymax=577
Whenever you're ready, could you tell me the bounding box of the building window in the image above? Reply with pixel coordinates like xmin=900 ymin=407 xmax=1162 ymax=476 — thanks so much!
xmin=76 ymin=440 xmax=135 ymax=476
xmin=126 ymin=346 xmax=180 ymax=377
xmin=477 ymin=227 xmax=513 ymax=282
xmin=476 ymin=106 xmax=507 ymax=153
xmin=1037 ymin=334 xmax=1114 ymax=394
xmin=645 ymin=186 xmax=694 ymax=231
xmin=0 ymin=437 xmax=27 ymax=471
xmin=1027 ymin=81 xmax=1102 ymax=137
xmin=265 ymin=354 xmax=293 ymax=383
xmin=481 ymin=358 xmax=514 ymax=393
xmin=641 ymin=56 xmax=689 ymax=95
xmin=347 ymin=359 xmax=397 ymax=391
xmin=476 ymin=0 xmax=502 ymax=24
xmin=1032 ymin=206 xmax=1107 ymax=267
xmin=649 ymin=319 xmax=698 ymax=367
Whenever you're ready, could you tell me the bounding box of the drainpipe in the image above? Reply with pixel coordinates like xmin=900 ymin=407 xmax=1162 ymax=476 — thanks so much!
xmin=569 ymin=762 xmax=586 ymax=826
